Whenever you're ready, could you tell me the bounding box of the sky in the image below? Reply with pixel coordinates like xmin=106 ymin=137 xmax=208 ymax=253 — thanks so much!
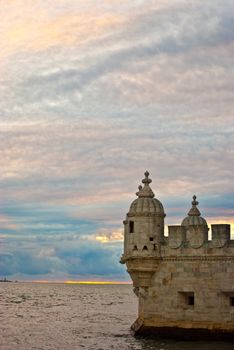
xmin=0 ymin=0 xmax=233 ymax=282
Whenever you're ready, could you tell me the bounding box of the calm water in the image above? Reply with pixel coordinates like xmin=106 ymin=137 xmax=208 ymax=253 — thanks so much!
xmin=0 ymin=283 xmax=233 ymax=350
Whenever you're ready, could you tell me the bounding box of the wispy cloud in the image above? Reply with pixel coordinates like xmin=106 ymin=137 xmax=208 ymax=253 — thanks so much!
xmin=0 ymin=0 xmax=233 ymax=280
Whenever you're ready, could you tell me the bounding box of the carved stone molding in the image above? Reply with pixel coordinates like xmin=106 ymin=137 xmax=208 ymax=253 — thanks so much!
xmin=127 ymin=212 xmax=165 ymax=218
xmin=162 ymin=256 xmax=234 ymax=262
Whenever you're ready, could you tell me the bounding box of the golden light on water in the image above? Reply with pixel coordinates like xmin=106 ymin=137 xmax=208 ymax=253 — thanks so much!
xmin=64 ymin=281 xmax=131 ymax=285
xmin=31 ymin=280 xmax=131 ymax=284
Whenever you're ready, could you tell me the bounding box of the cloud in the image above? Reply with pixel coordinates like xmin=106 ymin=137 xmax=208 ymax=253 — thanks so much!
xmin=0 ymin=0 xmax=233 ymax=280
xmin=1 ymin=0 xmax=233 ymax=121
xmin=0 ymin=234 xmax=126 ymax=280
xmin=95 ymin=228 xmax=124 ymax=243
xmin=0 ymin=251 xmax=56 ymax=276
xmin=0 ymin=214 xmax=19 ymax=231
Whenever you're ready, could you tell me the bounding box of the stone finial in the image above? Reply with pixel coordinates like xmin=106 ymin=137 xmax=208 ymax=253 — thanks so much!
xmin=142 ymin=171 xmax=152 ymax=185
xmin=188 ymin=195 xmax=201 ymax=216
xmin=192 ymin=195 xmax=199 ymax=206
xmin=136 ymin=171 xmax=154 ymax=198
xmin=136 ymin=185 xmax=143 ymax=196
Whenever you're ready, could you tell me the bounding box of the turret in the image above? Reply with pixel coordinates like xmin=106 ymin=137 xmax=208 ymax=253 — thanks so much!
xmin=181 ymin=195 xmax=209 ymax=248
xmin=121 ymin=171 xmax=166 ymax=287
xmin=181 ymin=195 xmax=208 ymax=227
xmin=123 ymin=171 xmax=166 ymax=257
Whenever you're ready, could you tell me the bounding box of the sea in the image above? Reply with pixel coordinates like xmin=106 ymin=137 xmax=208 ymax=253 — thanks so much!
xmin=0 ymin=282 xmax=233 ymax=350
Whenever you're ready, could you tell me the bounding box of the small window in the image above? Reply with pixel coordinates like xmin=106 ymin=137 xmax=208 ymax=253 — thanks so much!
xmin=142 ymin=245 xmax=148 ymax=251
xmin=188 ymin=295 xmax=194 ymax=306
xmin=178 ymin=291 xmax=194 ymax=307
xmin=133 ymin=245 xmax=138 ymax=251
xmin=149 ymin=237 xmax=154 ymax=241
xmin=220 ymin=291 xmax=234 ymax=306
xmin=129 ymin=221 xmax=134 ymax=233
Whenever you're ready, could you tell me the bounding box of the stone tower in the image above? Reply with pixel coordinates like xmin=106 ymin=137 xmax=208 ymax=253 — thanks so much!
xmin=122 ymin=171 xmax=166 ymax=288
xmin=120 ymin=172 xmax=234 ymax=339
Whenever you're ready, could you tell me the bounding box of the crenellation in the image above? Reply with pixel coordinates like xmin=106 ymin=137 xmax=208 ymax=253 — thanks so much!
xmin=168 ymin=225 xmax=186 ymax=249
xmin=120 ymin=172 xmax=234 ymax=339
xmin=211 ymin=224 xmax=230 ymax=247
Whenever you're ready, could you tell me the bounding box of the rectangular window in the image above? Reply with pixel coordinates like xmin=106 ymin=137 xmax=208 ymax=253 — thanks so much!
xmin=178 ymin=291 xmax=195 ymax=308
xmin=129 ymin=221 xmax=134 ymax=233
xmin=188 ymin=295 xmax=194 ymax=306
xmin=220 ymin=290 xmax=234 ymax=306
xmin=149 ymin=237 xmax=154 ymax=241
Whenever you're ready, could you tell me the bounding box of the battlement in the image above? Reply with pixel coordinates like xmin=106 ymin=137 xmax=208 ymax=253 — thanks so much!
xmin=121 ymin=223 xmax=233 ymax=261
xmin=167 ymin=223 xmax=232 ymax=251
xmin=211 ymin=224 xmax=231 ymax=247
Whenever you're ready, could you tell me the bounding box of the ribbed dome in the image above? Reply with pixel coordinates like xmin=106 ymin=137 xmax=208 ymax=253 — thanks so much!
xmin=181 ymin=215 xmax=207 ymax=226
xmin=129 ymin=197 xmax=165 ymax=216
xmin=127 ymin=171 xmax=165 ymax=217
xmin=181 ymin=195 xmax=207 ymax=227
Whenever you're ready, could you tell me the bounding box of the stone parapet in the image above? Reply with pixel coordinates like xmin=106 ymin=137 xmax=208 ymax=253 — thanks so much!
xmin=166 ymin=224 xmax=233 ymax=256
xmin=212 ymin=224 xmax=231 ymax=247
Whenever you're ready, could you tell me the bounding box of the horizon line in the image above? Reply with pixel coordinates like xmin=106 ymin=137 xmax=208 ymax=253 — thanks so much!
xmin=22 ymin=280 xmax=132 ymax=285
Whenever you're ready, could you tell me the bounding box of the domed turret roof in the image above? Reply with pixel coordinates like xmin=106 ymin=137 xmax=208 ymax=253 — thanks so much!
xmin=127 ymin=171 xmax=165 ymax=217
xmin=181 ymin=195 xmax=207 ymax=226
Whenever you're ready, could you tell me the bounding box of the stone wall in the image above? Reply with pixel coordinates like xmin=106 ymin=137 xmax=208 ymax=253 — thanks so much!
xmin=143 ymin=258 xmax=234 ymax=330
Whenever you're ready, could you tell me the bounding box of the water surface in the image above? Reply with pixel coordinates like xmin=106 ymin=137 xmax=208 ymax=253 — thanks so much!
xmin=0 ymin=283 xmax=233 ymax=349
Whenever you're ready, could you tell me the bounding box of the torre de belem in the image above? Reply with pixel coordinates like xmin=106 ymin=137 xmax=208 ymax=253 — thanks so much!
xmin=120 ymin=171 xmax=234 ymax=339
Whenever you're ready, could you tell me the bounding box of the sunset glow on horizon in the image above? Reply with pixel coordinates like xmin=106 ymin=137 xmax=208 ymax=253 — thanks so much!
xmin=31 ymin=280 xmax=131 ymax=285
xmin=64 ymin=281 xmax=131 ymax=285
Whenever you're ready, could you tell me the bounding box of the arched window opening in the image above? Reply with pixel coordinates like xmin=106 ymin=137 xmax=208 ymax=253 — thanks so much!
xmin=143 ymin=245 xmax=148 ymax=251
xmin=133 ymin=245 xmax=138 ymax=251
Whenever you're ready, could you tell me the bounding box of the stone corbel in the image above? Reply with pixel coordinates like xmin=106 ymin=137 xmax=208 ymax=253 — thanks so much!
xmin=133 ymin=286 xmax=149 ymax=299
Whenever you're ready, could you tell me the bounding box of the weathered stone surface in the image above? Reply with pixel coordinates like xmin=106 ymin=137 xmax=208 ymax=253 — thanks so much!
xmin=121 ymin=172 xmax=234 ymax=339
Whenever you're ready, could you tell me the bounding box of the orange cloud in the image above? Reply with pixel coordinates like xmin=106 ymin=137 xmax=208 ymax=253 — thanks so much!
xmin=95 ymin=228 xmax=123 ymax=243
xmin=0 ymin=3 xmax=125 ymax=60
